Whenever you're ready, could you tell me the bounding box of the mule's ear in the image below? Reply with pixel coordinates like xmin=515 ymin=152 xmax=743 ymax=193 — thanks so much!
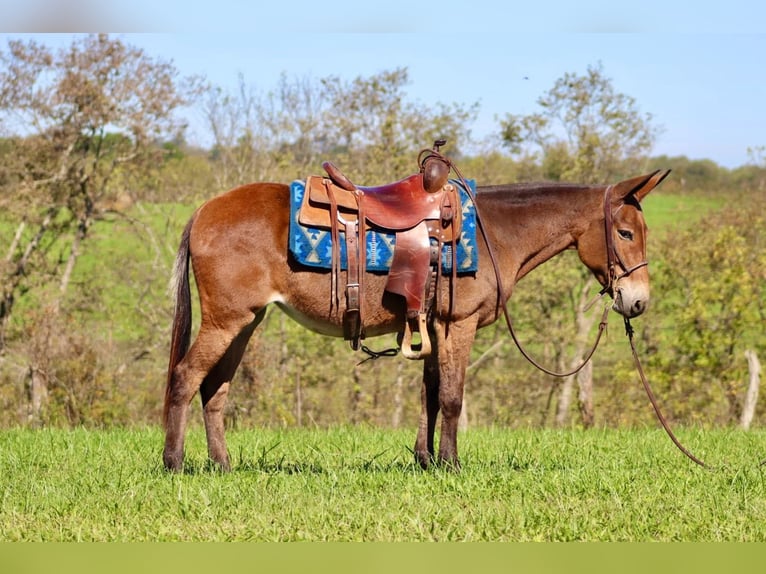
xmin=634 ymin=169 xmax=671 ymax=202
xmin=612 ymin=169 xmax=671 ymax=204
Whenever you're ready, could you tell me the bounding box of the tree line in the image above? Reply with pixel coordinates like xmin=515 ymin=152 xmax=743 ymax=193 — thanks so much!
xmin=0 ymin=34 xmax=764 ymax=430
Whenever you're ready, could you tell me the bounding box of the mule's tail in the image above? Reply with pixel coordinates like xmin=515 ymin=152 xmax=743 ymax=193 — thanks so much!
xmin=163 ymin=216 xmax=195 ymax=428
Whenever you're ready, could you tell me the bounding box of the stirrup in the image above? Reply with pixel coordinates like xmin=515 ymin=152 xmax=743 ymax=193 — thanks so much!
xmin=398 ymin=312 xmax=431 ymax=360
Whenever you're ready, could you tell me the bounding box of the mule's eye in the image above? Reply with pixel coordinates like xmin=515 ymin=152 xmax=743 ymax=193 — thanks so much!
xmin=618 ymin=229 xmax=634 ymax=240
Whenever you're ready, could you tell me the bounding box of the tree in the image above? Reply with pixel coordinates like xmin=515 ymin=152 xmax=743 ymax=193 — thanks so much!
xmin=499 ymin=62 xmax=659 ymax=183
xmin=0 ymin=34 xmax=200 ymax=421
xmin=0 ymin=34 xmax=199 ymax=338
xmin=320 ymin=67 xmax=479 ymax=182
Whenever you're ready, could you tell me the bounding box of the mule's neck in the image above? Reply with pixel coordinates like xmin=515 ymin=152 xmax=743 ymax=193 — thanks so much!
xmin=476 ymin=183 xmax=604 ymax=283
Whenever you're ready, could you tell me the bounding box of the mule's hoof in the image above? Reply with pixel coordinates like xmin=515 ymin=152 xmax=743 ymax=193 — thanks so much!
xmin=414 ymin=451 xmax=432 ymax=470
xmin=163 ymin=452 xmax=184 ymax=473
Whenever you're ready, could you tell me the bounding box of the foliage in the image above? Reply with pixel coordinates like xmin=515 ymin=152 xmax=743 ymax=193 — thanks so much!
xmin=642 ymin=194 xmax=766 ymax=424
xmin=646 ymin=155 xmax=727 ymax=194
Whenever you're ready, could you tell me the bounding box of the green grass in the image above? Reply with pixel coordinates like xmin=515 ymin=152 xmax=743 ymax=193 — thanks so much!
xmin=642 ymin=192 xmax=724 ymax=229
xmin=2 ymin=427 xmax=765 ymax=541
xmin=68 ymin=202 xmax=195 ymax=342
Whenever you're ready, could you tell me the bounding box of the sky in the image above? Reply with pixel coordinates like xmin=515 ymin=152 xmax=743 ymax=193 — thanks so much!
xmin=2 ymin=1 xmax=765 ymax=168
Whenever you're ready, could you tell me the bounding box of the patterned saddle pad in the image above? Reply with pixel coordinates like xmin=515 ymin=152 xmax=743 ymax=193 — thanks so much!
xmin=288 ymin=179 xmax=479 ymax=273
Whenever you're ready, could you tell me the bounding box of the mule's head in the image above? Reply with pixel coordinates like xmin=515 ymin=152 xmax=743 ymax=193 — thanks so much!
xmin=577 ymin=170 xmax=670 ymax=318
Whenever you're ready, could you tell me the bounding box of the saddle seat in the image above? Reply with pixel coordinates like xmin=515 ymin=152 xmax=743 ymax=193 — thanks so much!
xmin=319 ymin=162 xmax=450 ymax=231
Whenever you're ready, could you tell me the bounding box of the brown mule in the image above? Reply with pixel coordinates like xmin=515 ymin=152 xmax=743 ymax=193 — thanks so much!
xmin=162 ymin=170 xmax=670 ymax=472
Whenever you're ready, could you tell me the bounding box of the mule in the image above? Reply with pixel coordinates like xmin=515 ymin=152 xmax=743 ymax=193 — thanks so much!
xmin=162 ymin=169 xmax=670 ymax=471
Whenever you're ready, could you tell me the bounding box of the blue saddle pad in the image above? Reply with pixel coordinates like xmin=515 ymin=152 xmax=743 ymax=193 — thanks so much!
xmin=289 ymin=179 xmax=478 ymax=273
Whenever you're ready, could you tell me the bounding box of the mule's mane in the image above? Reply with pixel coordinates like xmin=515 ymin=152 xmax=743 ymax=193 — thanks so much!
xmin=478 ymin=181 xmax=597 ymax=195
xmin=476 ymin=182 xmax=601 ymax=208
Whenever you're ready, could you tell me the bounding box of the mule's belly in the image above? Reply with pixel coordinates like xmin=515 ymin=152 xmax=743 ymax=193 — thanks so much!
xmin=272 ymin=270 xmax=406 ymax=339
xmin=274 ymin=301 xmax=345 ymax=337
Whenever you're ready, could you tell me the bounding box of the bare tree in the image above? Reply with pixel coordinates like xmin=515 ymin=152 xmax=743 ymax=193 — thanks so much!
xmin=203 ymin=73 xmax=330 ymax=190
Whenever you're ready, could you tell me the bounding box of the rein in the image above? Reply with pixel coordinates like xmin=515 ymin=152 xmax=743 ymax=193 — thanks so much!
xmin=443 ymin=160 xmax=707 ymax=467
xmin=604 ymin=187 xmax=706 ymax=467
xmin=423 ymin=150 xmax=611 ymax=377
xmin=623 ymin=317 xmax=706 ymax=468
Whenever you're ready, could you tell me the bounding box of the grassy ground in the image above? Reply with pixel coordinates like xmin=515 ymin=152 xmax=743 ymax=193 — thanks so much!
xmin=2 ymin=426 xmax=765 ymax=541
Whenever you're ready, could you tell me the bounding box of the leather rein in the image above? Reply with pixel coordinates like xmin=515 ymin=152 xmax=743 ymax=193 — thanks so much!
xmin=478 ymin=184 xmax=636 ymax=379
xmin=603 ymin=187 xmax=705 ymax=468
xmin=452 ymin=169 xmax=708 ymax=468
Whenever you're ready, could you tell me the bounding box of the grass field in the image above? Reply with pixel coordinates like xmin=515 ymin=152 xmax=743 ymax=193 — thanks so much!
xmin=642 ymin=192 xmax=724 ymax=229
xmin=2 ymin=426 xmax=765 ymax=541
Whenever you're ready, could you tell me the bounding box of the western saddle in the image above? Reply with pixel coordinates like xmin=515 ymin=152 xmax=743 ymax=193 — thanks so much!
xmin=298 ymin=141 xmax=462 ymax=359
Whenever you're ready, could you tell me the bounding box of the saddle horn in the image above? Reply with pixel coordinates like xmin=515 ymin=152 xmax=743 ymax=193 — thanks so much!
xmin=419 ymin=140 xmax=451 ymax=194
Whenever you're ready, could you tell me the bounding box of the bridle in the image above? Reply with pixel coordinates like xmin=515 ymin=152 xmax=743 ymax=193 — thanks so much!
xmin=600 ymin=184 xmax=649 ymax=297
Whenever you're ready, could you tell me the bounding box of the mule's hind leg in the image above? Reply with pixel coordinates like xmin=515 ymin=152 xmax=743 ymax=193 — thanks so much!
xmin=200 ymin=380 xmax=231 ymax=469
xmin=163 ymin=321 xmax=250 ymax=472
xmin=199 ymin=317 xmax=261 ymax=470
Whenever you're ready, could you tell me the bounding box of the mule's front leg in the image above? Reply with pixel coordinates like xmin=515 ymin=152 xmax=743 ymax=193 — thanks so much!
xmin=414 ymin=354 xmax=440 ymax=469
xmin=436 ymin=318 xmax=477 ymax=470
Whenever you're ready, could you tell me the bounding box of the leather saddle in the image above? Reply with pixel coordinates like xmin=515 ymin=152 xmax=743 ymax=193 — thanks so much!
xmin=298 ymin=144 xmax=462 ymax=359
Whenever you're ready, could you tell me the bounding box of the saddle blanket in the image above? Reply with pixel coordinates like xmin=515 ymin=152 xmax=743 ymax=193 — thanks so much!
xmin=289 ymin=178 xmax=479 ymax=273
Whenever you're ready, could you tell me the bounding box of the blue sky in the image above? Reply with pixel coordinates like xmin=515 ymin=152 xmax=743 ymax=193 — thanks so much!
xmin=2 ymin=2 xmax=765 ymax=168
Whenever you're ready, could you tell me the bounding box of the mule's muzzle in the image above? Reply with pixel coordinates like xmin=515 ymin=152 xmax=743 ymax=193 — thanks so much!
xmin=614 ymin=287 xmax=649 ymax=318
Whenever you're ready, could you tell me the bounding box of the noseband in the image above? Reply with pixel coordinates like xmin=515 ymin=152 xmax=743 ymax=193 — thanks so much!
xmin=601 ymin=185 xmax=648 ymax=296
